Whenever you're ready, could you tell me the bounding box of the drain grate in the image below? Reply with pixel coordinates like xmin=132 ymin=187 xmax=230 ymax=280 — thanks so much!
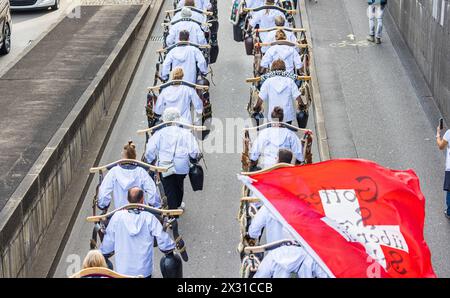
xmin=150 ymin=36 xmax=164 ymax=42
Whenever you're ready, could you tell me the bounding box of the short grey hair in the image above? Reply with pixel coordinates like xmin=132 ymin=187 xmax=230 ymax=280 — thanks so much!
xmin=274 ymin=15 xmax=285 ymax=27
xmin=162 ymin=107 xmax=181 ymax=122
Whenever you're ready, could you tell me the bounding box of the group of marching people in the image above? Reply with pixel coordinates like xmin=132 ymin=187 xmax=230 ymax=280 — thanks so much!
xmin=77 ymin=0 xmax=216 ymax=278
xmin=234 ymin=0 xmax=329 ymax=278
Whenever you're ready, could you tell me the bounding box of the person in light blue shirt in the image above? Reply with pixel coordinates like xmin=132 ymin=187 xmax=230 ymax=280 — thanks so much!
xmin=97 ymin=141 xmax=160 ymax=210
xmin=166 ymin=8 xmax=207 ymax=46
xmin=145 ymin=107 xmax=201 ymax=209
xmin=254 ymin=245 xmax=329 ymax=278
xmin=100 ymin=187 xmax=176 ymax=278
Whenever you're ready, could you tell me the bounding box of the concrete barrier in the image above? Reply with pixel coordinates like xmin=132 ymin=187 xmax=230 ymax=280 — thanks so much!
xmin=0 ymin=0 xmax=164 ymax=277
xmin=387 ymin=0 xmax=450 ymax=122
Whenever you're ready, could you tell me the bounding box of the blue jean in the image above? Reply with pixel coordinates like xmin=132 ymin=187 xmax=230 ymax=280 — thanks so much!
xmin=368 ymin=4 xmax=385 ymax=38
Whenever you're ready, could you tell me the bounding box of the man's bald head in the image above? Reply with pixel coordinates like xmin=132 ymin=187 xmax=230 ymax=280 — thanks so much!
xmin=128 ymin=187 xmax=144 ymax=204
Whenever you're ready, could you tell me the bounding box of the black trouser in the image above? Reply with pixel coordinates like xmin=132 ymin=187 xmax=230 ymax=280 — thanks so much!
xmin=162 ymin=174 xmax=187 ymax=209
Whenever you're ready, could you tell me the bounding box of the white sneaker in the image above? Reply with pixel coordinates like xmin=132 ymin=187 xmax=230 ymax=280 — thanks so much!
xmin=179 ymin=202 xmax=185 ymax=210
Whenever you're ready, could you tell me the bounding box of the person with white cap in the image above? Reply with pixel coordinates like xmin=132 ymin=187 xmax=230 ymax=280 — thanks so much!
xmin=166 ymin=7 xmax=207 ymax=46
xmin=154 ymin=68 xmax=203 ymax=124
xmin=177 ymin=0 xmax=211 ymax=11
xmin=172 ymin=0 xmax=207 ymax=24
xmin=162 ymin=30 xmax=208 ymax=84
xmin=145 ymin=107 xmax=202 ymax=210
xmin=253 ymin=245 xmax=329 ymax=278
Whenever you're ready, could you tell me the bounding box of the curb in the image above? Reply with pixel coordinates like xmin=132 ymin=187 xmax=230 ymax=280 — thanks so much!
xmin=300 ymin=0 xmax=331 ymax=161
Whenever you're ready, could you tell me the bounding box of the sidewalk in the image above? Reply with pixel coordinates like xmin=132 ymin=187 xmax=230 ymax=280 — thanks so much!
xmin=0 ymin=5 xmax=141 ymax=209
xmin=306 ymin=0 xmax=450 ymax=276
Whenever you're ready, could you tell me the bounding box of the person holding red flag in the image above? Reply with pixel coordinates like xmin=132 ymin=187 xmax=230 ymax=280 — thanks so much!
xmin=239 ymin=159 xmax=436 ymax=278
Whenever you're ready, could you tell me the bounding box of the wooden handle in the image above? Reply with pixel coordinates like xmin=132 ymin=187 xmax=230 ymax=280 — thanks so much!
xmin=241 ymin=162 xmax=295 ymax=176
xmin=244 ymin=239 xmax=298 ymax=254
xmin=254 ymin=26 xmax=306 ymax=34
xmin=89 ymin=159 xmax=168 ymax=173
xmin=243 ymin=121 xmax=313 ymax=133
xmin=70 ymin=267 xmax=143 ymax=278
xmin=243 ymin=6 xmax=296 ymax=14
xmin=137 ymin=121 xmax=207 ymax=135
xmin=165 ymin=6 xmax=213 ymax=16
xmin=156 ymin=42 xmax=211 ymax=53
xmin=245 ymin=76 xmax=311 ymax=83
xmin=255 ymin=41 xmax=309 ymax=49
xmin=86 ymin=204 xmax=184 ymax=222
xmin=148 ymin=80 xmax=209 ymax=91
xmin=162 ymin=21 xmax=212 ymax=27
xmin=240 ymin=197 xmax=260 ymax=203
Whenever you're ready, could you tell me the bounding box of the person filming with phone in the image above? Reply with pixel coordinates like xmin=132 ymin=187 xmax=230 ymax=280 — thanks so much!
xmin=436 ymin=118 xmax=450 ymax=219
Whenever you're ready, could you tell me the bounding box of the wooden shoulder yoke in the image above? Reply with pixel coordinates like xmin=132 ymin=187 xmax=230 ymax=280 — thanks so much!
xmin=165 ymin=6 xmax=213 ymax=16
xmin=148 ymin=80 xmax=209 ymax=92
xmin=244 ymin=239 xmax=301 ymax=254
xmin=254 ymin=26 xmax=306 ymax=34
xmin=70 ymin=267 xmax=143 ymax=278
xmin=255 ymin=40 xmax=309 ymax=48
xmin=245 ymin=75 xmax=311 ymax=83
xmin=86 ymin=204 xmax=184 ymax=223
xmin=240 ymin=197 xmax=260 ymax=203
xmin=137 ymin=121 xmax=207 ymax=135
xmin=241 ymin=162 xmax=295 ymax=176
xmin=243 ymin=121 xmax=313 ymax=133
xmin=243 ymin=5 xmax=296 ymax=14
xmin=162 ymin=18 xmax=211 ymax=27
xmin=157 ymin=41 xmax=211 ymax=53
xmin=89 ymin=159 xmax=168 ymax=173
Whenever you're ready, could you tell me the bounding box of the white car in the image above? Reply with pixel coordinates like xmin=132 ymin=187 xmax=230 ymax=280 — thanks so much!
xmin=9 ymin=0 xmax=59 ymax=11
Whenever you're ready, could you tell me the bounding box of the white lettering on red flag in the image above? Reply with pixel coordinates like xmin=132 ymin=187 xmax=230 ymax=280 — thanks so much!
xmin=319 ymin=189 xmax=408 ymax=269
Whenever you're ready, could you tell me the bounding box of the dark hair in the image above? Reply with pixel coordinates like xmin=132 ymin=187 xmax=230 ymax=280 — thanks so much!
xmin=179 ymin=30 xmax=190 ymax=42
xmin=278 ymin=149 xmax=293 ymax=164
xmin=271 ymin=106 xmax=284 ymax=122
xmin=184 ymin=0 xmax=195 ymax=6
xmin=275 ymin=29 xmax=287 ymax=41
xmin=123 ymin=141 xmax=137 ymax=160
xmin=128 ymin=188 xmax=144 ymax=204
xmin=271 ymin=59 xmax=286 ymax=71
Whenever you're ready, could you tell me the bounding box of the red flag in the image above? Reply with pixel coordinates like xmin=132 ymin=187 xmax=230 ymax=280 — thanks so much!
xmin=240 ymin=159 xmax=436 ymax=278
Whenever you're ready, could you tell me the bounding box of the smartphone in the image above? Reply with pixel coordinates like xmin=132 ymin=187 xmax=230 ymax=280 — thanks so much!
xmin=440 ymin=118 xmax=444 ymax=130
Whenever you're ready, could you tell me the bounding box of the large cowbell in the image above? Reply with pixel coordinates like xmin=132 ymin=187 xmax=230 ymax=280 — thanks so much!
xmin=160 ymin=252 xmax=183 ymax=278
xmin=296 ymin=110 xmax=309 ymax=129
xmin=189 ymin=163 xmax=204 ymax=191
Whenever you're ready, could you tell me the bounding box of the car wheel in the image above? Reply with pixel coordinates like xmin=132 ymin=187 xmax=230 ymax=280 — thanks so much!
xmin=0 ymin=24 xmax=11 ymax=55
xmin=51 ymin=0 xmax=60 ymax=10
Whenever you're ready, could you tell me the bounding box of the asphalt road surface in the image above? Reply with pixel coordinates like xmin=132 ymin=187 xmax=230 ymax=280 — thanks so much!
xmin=0 ymin=0 xmax=74 ymax=74
xmin=306 ymin=0 xmax=450 ymax=277
xmin=53 ymin=0 xmax=319 ymax=277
